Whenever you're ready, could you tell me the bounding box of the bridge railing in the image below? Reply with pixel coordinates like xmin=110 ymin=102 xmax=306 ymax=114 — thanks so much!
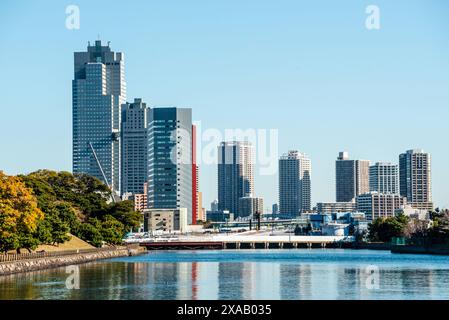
xmin=0 ymin=246 xmax=124 ymax=263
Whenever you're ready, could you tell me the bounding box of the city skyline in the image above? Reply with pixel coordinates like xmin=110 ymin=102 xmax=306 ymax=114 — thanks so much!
xmin=1 ymin=0 xmax=449 ymax=210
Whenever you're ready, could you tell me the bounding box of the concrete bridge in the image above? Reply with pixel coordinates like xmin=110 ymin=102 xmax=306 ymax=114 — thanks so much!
xmin=137 ymin=234 xmax=354 ymax=250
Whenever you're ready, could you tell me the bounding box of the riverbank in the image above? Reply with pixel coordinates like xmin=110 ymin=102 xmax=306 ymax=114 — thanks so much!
xmin=0 ymin=246 xmax=146 ymax=276
xmin=391 ymin=244 xmax=449 ymax=255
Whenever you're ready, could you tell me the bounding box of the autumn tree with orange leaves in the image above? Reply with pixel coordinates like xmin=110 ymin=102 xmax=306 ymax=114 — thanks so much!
xmin=0 ymin=171 xmax=44 ymax=252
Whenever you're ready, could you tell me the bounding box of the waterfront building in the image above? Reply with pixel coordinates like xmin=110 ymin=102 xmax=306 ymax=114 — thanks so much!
xmin=335 ymin=151 xmax=370 ymax=202
xmin=278 ymin=150 xmax=312 ymax=217
xmin=143 ymin=208 xmax=187 ymax=233
xmin=272 ymin=203 xmax=279 ymax=215
xmin=316 ymin=202 xmax=357 ymax=214
xmin=399 ymin=149 xmax=433 ymax=211
xmin=356 ymin=192 xmax=406 ymax=221
xmin=121 ymin=98 xmax=149 ymax=195
xmin=217 ymin=141 xmax=254 ymax=216
xmin=369 ymin=162 xmax=398 ymax=194
xmin=72 ymin=40 xmax=126 ymax=194
xmin=238 ymin=196 xmax=264 ymax=217
xmin=148 ymin=107 xmax=193 ymax=224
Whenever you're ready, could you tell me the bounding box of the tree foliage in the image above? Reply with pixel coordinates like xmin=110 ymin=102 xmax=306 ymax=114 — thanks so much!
xmin=368 ymin=214 xmax=409 ymax=242
xmin=0 ymin=171 xmax=44 ymax=252
xmin=0 ymin=170 xmax=143 ymax=250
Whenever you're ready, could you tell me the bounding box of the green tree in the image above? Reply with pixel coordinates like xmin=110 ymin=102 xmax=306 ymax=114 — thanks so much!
xmin=368 ymin=214 xmax=409 ymax=242
xmin=75 ymin=219 xmax=103 ymax=247
xmin=107 ymin=200 xmax=142 ymax=232
xmin=100 ymin=215 xmax=125 ymax=245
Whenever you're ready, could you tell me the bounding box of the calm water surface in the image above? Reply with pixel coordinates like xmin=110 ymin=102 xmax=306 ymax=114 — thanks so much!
xmin=1 ymin=249 xmax=449 ymax=300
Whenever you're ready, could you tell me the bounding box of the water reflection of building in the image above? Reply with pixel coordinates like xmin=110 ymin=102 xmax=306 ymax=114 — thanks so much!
xmin=197 ymin=262 xmax=219 ymax=300
xmin=280 ymin=264 xmax=301 ymax=300
xmin=218 ymin=263 xmax=244 ymax=299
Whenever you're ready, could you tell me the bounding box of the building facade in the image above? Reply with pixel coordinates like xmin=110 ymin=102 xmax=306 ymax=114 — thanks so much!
xmin=356 ymin=192 xmax=406 ymax=221
xmin=272 ymin=203 xmax=279 ymax=215
xmin=316 ymin=202 xmax=357 ymax=214
xmin=336 ymin=151 xmax=370 ymax=202
xmin=399 ymin=149 xmax=433 ymax=210
xmin=278 ymin=151 xmax=311 ymax=216
xmin=217 ymin=141 xmax=254 ymax=216
xmin=143 ymin=208 xmax=187 ymax=233
xmin=73 ymin=40 xmax=126 ymax=194
xmin=133 ymin=182 xmax=148 ymax=212
xmin=369 ymin=162 xmax=398 ymax=194
xmin=238 ymin=196 xmax=264 ymax=218
xmin=147 ymin=107 xmax=193 ymax=224
xmin=121 ymin=98 xmax=149 ymax=195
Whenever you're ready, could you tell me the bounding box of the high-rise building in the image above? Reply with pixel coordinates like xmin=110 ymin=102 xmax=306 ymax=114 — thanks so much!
xmin=278 ymin=151 xmax=311 ymax=216
xmin=356 ymin=192 xmax=406 ymax=221
xmin=399 ymin=149 xmax=433 ymax=210
xmin=272 ymin=203 xmax=279 ymax=215
xmin=192 ymin=125 xmax=198 ymax=224
xmin=238 ymin=196 xmax=264 ymax=218
xmin=147 ymin=107 xmax=193 ymax=224
xmin=335 ymin=151 xmax=370 ymax=202
xmin=211 ymin=199 xmax=219 ymax=211
xmin=369 ymin=162 xmax=398 ymax=194
xmin=217 ymin=141 xmax=254 ymax=216
xmin=121 ymin=98 xmax=149 ymax=195
xmin=73 ymin=40 xmax=126 ymax=194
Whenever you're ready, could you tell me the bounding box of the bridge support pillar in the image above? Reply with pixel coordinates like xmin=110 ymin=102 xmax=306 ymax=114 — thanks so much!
xmin=280 ymin=242 xmax=283 ymax=249
xmin=237 ymin=242 xmax=240 ymax=249
xmin=321 ymin=242 xmax=326 ymax=249
xmin=251 ymin=243 xmax=255 ymax=249
xmin=307 ymin=243 xmax=312 ymax=249
xmin=265 ymin=242 xmax=268 ymax=249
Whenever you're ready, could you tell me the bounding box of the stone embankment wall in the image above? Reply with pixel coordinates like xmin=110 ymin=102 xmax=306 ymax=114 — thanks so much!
xmin=0 ymin=247 xmax=145 ymax=276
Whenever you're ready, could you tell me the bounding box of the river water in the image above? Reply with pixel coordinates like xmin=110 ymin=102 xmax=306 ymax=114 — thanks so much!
xmin=1 ymin=249 xmax=449 ymax=300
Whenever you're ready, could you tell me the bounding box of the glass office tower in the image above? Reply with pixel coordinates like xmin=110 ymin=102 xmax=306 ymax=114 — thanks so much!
xmin=72 ymin=40 xmax=126 ymax=194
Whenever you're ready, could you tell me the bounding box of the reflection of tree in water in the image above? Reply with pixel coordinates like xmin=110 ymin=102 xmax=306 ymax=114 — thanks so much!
xmin=399 ymin=269 xmax=433 ymax=298
xmin=0 ymin=266 xmax=71 ymax=300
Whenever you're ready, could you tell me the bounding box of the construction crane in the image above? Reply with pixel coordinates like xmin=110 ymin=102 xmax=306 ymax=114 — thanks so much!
xmin=88 ymin=142 xmax=116 ymax=203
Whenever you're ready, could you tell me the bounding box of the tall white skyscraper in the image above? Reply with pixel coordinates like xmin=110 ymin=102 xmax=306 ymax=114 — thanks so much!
xmin=399 ymin=149 xmax=433 ymax=210
xmin=369 ymin=162 xmax=398 ymax=194
xmin=278 ymin=150 xmax=311 ymax=216
xmin=217 ymin=141 xmax=254 ymax=216
xmin=72 ymin=40 xmax=126 ymax=194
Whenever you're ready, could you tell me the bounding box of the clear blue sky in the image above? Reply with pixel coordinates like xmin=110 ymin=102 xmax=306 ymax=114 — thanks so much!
xmin=1 ymin=0 xmax=448 ymax=210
